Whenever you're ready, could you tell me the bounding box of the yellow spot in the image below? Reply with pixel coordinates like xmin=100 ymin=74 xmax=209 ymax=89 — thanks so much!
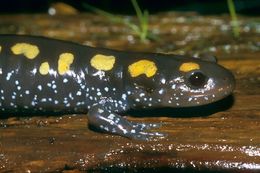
xmin=0 ymin=45 xmax=2 ymax=53
xmin=39 ymin=62 xmax=50 ymax=75
xmin=128 ymin=60 xmax=157 ymax=78
xmin=90 ymin=54 xmax=116 ymax=71
xmin=11 ymin=43 xmax=39 ymax=59
xmin=179 ymin=62 xmax=200 ymax=72
xmin=58 ymin=53 xmax=74 ymax=75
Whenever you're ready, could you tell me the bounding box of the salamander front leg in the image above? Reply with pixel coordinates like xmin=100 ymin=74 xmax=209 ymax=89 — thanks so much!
xmin=87 ymin=105 xmax=165 ymax=141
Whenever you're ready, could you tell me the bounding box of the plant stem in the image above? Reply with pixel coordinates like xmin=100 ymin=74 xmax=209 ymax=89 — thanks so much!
xmin=131 ymin=0 xmax=149 ymax=42
xmin=227 ymin=0 xmax=240 ymax=38
xmin=83 ymin=1 xmax=150 ymax=42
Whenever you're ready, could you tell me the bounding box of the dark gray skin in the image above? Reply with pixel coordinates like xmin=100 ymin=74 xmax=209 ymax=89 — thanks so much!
xmin=0 ymin=35 xmax=235 ymax=140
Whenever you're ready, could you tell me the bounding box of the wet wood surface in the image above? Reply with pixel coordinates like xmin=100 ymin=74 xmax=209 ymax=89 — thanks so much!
xmin=0 ymin=12 xmax=259 ymax=172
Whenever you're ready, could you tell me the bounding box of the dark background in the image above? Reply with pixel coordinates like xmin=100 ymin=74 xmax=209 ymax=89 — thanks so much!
xmin=0 ymin=0 xmax=259 ymax=15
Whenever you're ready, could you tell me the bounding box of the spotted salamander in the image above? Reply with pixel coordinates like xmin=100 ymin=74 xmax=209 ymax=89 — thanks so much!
xmin=0 ymin=35 xmax=235 ymax=140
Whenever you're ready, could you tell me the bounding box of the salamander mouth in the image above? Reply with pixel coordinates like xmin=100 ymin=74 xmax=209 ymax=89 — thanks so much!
xmin=185 ymin=81 xmax=235 ymax=106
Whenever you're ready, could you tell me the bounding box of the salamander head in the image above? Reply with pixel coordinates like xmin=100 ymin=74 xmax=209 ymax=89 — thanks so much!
xmin=126 ymin=56 xmax=235 ymax=108
xmin=161 ymin=60 xmax=235 ymax=107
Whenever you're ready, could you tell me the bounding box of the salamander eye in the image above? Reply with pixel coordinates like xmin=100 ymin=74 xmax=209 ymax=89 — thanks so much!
xmin=188 ymin=71 xmax=207 ymax=88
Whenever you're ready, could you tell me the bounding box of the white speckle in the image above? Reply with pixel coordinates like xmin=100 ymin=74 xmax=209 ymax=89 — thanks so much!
xmin=98 ymin=108 xmax=104 ymax=114
xmin=168 ymin=100 xmax=172 ymax=103
xmin=25 ymin=90 xmax=30 ymax=95
xmin=108 ymin=114 xmax=115 ymax=120
xmin=80 ymin=84 xmax=85 ymax=89
xmin=47 ymin=83 xmax=52 ymax=87
xmin=6 ymin=72 xmax=13 ymax=81
xmin=76 ymin=91 xmax=82 ymax=96
xmin=112 ymin=88 xmax=116 ymax=91
xmin=52 ymin=84 xmax=57 ymax=89
xmin=122 ymin=94 xmax=127 ymax=100
xmin=69 ymin=93 xmax=73 ymax=99
xmin=127 ymin=91 xmax=131 ymax=95
xmin=41 ymin=98 xmax=47 ymax=102
xmin=158 ymin=89 xmax=164 ymax=95
xmin=171 ymin=84 xmax=176 ymax=89
xmin=17 ymin=86 xmax=21 ymax=90
xmin=54 ymin=100 xmax=59 ymax=104
xmin=161 ymin=78 xmax=166 ymax=84
xmin=66 ymin=103 xmax=71 ymax=107
xmin=63 ymin=78 xmax=68 ymax=83
xmin=135 ymin=98 xmax=140 ymax=102
xmin=30 ymin=68 xmax=37 ymax=75
xmin=104 ymin=87 xmax=109 ymax=92
xmin=131 ymin=129 xmax=136 ymax=134
xmin=31 ymin=101 xmax=36 ymax=106
xmin=139 ymin=93 xmax=145 ymax=97
xmin=92 ymin=70 xmax=106 ymax=80
xmin=188 ymin=97 xmax=193 ymax=102
xmin=104 ymin=126 xmax=109 ymax=131
xmin=15 ymin=80 xmax=19 ymax=85
xmin=37 ymin=85 xmax=42 ymax=91
xmin=148 ymin=103 xmax=152 ymax=107
xmin=97 ymin=88 xmax=100 ymax=92
xmin=97 ymin=92 xmax=101 ymax=96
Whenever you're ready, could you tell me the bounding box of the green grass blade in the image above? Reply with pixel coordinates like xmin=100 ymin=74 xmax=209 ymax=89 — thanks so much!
xmin=227 ymin=0 xmax=240 ymax=38
xmin=82 ymin=3 xmax=122 ymax=23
